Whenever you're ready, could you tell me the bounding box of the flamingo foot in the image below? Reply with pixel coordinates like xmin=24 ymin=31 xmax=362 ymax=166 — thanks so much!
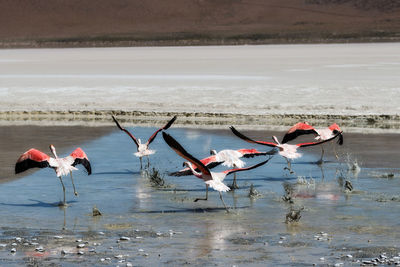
xmin=58 ymin=201 xmax=69 ymax=207
xmin=228 ymin=183 xmax=239 ymax=190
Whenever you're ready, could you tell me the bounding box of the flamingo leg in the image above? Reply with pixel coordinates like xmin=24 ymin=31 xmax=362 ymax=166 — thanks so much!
xmin=69 ymin=171 xmax=78 ymax=196
xmin=284 ymin=158 xmax=294 ymax=174
xmin=139 ymin=157 xmax=143 ymax=169
xmin=194 ymin=184 xmax=208 ymax=202
xmin=229 ymin=173 xmax=239 ymax=190
xmin=318 ymin=144 xmax=325 ymax=164
xmin=147 ymin=156 xmax=150 ymax=168
xmin=58 ymin=176 xmax=66 ymax=206
xmin=219 ymin=192 xmax=230 ymax=213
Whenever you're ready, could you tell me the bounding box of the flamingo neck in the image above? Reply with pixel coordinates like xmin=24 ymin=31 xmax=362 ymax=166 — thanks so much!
xmin=185 ymin=162 xmax=202 ymax=178
xmin=272 ymin=136 xmax=280 ymax=145
xmin=50 ymin=145 xmax=58 ymax=158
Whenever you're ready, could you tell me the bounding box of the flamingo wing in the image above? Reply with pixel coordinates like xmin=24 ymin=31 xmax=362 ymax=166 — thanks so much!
xmin=69 ymin=147 xmax=92 ymax=175
xmin=281 ymin=122 xmax=318 ymax=144
xmin=162 ymin=132 xmax=211 ymax=176
xmin=169 ymin=155 xmax=222 ymax=176
xmin=146 ymin=115 xmax=177 ymax=145
xmin=296 ymin=132 xmax=343 ymax=148
xmin=112 ymin=115 xmax=139 ymax=147
xmin=237 ymin=148 xmax=273 ymax=158
xmin=223 ymin=157 xmax=271 ymax=175
xmin=230 ymin=126 xmax=277 ymax=147
xmin=15 ymin=148 xmax=51 ymax=174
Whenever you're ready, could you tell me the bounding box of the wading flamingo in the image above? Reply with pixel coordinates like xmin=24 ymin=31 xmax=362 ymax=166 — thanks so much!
xmin=162 ymin=132 xmax=271 ymax=212
xmin=209 ymin=148 xmax=273 ymax=189
xmin=281 ymin=122 xmax=343 ymax=163
xmin=230 ymin=126 xmax=342 ymax=173
xmin=112 ymin=115 xmax=177 ymax=168
xmin=15 ymin=145 xmax=91 ymax=206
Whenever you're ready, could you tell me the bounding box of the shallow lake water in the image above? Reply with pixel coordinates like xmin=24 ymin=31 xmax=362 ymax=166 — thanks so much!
xmin=0 ymin=127 xmax=399 ymax=266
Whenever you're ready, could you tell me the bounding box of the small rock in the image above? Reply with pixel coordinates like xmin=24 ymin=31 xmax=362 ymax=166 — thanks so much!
xmin=156 ymin=232 xmax=162 ymax=236
xmin=118 ymin=259 xmax=125 ymax=263
xmin=280 ymin=236 xmax=286 ymax=240
xmin=334 ymin=263 xmax=343 ymax=267
xmin=347 ymin=254 xmax=353 ymax=258
xmin=92 ymin=206 xmax=102 ymax=216
xmin=98 ymin=232 xmax=105 ymax=235
xmin=136 ymin=236 xmax=143 ymax=239
xmin=76 ymin=239 xmax=82 ymax=242
xmin=105 ymin=257 xmax=111 ymax=261
xmin=115 ymin=254 xmax=123 ymax=259
xmin=15 ymin=237 xmax=22 ymax=242
xmin=77 ymin=244 xmax=85 ymax=248
xmin=126 ymin=263 xmax=133 ymax=267
xmin=138 ymin=249 xmax=144 ymax=252
xmin=278 ymin=241 xmax=283 ymax=244
xmin=120 ymin=236 xmax=130 ymax=241
xmin=54 ymin=235 xmax=63 ymax=239
xmin=11 ymin=243 xmax=17 ymax=246
xmin=11 ymin=248 xmax=16 ymax=253
xmin=100 ymin=258 xmax=105 ymax=262
xmin=320 ymin=257 xmax=325 ymax=261
xmin=30 ymin=242 xmax=39 ymax=246
xmin=35 ymin=246 xmax=45 ymax=252
xmin=77 ymin=250 xmax=84 ymax=255
xmin=0 ymin=244 xmax=7 ymax=247
xmin=23 ymin=243 xmax=29 ymax=246
xmin=61 ymin=249 xmax=68 ymax=255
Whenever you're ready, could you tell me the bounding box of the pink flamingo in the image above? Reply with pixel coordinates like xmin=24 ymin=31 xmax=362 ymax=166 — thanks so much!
xmin=281 ymin=122 xmax=343 ymax=163
xmin=162 ymin=132 xmax=271 ymax=212
xmin=15 ymin=145 xmax=91 ymax=206
xmin=230 ymin=126 xmax=342 ymax=173
xmin=112 ymin=115 xmax=177 ymax=168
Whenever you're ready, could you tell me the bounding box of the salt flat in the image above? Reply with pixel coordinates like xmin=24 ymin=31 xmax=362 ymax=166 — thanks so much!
xmin=1 ymin=43 xmax=399 ymax=116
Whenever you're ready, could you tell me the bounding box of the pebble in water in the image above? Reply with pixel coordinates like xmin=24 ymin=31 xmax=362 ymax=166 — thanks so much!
xmin=0 ymin=244 xmax=7 ymax=247
xmin=35 ymin=246 xmax=45 ymax=252
xmin=11 ymin=248 xmax=16 ymax=253
xmin=120 ymin=236 xmax=131 ymax=241
xmin=54 ymin=235 xmax=63 ymax=239
xmin=77 ymin=244 xmax=85 ymax=248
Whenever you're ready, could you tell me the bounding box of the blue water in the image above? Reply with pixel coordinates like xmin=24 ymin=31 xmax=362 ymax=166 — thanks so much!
xmin=0 ymin=127 xmax=399 ymax=266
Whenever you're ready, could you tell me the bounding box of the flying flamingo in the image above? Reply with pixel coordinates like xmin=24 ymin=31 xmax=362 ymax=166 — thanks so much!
xmin=15 ymin=145 xmax=91 ymax=206
xmin=230 ymin=126 xmax=342 ymax=173
xmin=281 ymin=122 xmax=343 ymax=163
xmin=112 ymin=115 xmax=177 ymax=168
xmin=162 ymin=132 xmax=271 ymax=212
xmin=209 ymin=148 xmax=273 ymax=189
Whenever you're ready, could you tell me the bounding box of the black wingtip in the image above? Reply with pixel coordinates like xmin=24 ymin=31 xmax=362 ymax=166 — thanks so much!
xmin=163 ymin=115 xmax=177 ymax=130
xmin=111 ymin=115 xmax=123 ymax=130
xmin=337 ymin=133 xmax=344 ymax=145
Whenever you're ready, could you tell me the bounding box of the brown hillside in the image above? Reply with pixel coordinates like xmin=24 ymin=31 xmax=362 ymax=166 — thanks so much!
xmin=0 ymin=0 xmax=400 ymax=47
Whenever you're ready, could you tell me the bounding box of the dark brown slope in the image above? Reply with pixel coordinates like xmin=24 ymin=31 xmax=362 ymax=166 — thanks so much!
xmin=1 ymin=0 xmax=400 ymax=47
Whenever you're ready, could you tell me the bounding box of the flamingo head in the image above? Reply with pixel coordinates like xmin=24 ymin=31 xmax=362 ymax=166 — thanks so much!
xmin=137 ymin=138 xmax=142 ymax=145
xmin=210 ymin=149 xmax=217 ymax=155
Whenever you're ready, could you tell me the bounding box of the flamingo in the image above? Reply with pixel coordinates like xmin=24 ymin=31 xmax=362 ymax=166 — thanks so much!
xmin=162 ymin=132 xmax=271 ymax=212
xmin=15 ymin=145 xmax=91 ymax=206
xmin=281 ymin=122 xmax=343 ymax=163
xmin=112 ymin=115 xmax=177 ymax=168
xmin=209 ymin=148 xmax=273 ymax=189
xmin=230 ymin=126 xmax=342 ymax=173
